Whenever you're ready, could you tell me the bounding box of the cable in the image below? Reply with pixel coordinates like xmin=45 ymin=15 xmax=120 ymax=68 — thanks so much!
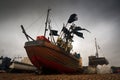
xmin=25 ymin=16 xmax=42 ymax=30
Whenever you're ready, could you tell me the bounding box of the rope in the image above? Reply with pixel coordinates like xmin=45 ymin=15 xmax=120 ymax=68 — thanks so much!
xmin=25 ymin=16 xmax=42 ymax=30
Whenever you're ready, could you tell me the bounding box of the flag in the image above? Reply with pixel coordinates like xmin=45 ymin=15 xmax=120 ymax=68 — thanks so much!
xmin=74 ymin=26 xmax=91 ymax=33
xmin=67 ymin=14 xmax=78 ymax=23
xmin=73 ymin=31 xmax=84 ymax=39
xmin=50 ymin=30 xmax=59 ymax=36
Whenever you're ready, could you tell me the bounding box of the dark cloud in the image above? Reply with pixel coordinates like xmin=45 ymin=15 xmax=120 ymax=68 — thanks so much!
xmin=0 ymin=0 xmax=120 ymax=66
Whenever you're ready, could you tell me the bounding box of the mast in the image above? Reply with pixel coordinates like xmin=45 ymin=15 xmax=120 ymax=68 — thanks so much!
xmin=44 ymin=9 xmax=51 ymax=37
xmin=95 ymin=38 xmax=99 ymax=58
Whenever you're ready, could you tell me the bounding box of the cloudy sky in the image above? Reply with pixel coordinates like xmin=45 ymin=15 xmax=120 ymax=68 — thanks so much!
xmin=0 ymin=0 xmax=120 ymax=66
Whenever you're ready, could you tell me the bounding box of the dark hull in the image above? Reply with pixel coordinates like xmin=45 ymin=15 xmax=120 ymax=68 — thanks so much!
xmin=24 ymin=40 xmax=82 ymax=73
xmin=89 ymin=56 xmax=109 ymax=67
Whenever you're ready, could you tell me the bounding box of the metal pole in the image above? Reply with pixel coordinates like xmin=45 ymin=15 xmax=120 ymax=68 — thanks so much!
xmin=44 ymin=9 xmax=51 ymax=37
xmin=95 ymin=38 xmax=99 ymax=58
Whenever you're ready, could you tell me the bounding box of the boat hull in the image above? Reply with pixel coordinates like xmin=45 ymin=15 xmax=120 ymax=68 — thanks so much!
xmin=24 ymin=40 xmax=82 ymax=73
xmin=9 ymin=61 xmax=36 ymax=72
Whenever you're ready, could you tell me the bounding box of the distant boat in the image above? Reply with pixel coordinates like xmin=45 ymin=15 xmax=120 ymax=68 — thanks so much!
xmin=0 ymin=56 xmax=36 ymax=73
xmin=0 ymin=56 xmax=11 ymax=72
xmin=88 ymin=38 xmax=109 ymax=67
xmin=21 ymin=9 xmax=89 ymax=73
xmin=9 ymin=61 xmax=37 ymax=72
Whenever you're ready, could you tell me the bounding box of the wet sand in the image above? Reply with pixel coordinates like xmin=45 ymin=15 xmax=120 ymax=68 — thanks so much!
xmin=0 ymin=73 xmax=120 ymax=80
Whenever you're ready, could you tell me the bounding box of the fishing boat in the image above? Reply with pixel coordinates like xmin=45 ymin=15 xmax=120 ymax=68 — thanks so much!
xmin=9 ymin=61 xmax=37 ymax=73
xmin=9 ymin=57 xmax=37 ymax=73
xmin=88 ymin=38 xmax=109 ymax=67
xmin=0 ymin=56 xmax=11 ymax=72
xmin=21 ymin=9 xmax=90 ymax=73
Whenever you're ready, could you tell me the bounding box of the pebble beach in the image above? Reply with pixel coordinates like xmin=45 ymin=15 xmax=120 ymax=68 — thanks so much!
xmin=0 ymin=73 xmax=120 ymax=80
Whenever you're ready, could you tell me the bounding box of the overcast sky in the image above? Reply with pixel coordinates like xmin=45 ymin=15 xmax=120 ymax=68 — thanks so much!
xmin=0 ymin=0 xmax=120 ymax=66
